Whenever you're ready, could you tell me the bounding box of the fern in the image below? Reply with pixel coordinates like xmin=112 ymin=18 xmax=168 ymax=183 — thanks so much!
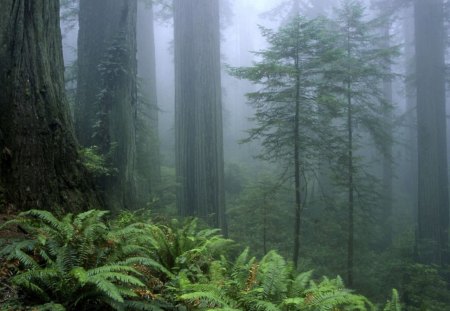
xmin=383 ymin=289 xmax=401 ymax=311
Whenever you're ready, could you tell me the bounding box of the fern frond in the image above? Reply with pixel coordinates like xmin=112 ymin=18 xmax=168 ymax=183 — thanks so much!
xmin=180 ymin=291 xmax=229 ymax=308
xmin=120 ymin=257 xmax=174 ymax=277
xmin=21 ymin=210 xmax=68 ymax=235
xmin=87 ymin=276 xmax=125 ymax=303
xmin=258 ymin=251 xmax=288 ymax=300
xmin=383 ymin=289 xmax=401 ymax=311
xmin=289 ymin=270 xmax=313 ymax=296
xmin=87 ymin=264 xmax=140 ymax=276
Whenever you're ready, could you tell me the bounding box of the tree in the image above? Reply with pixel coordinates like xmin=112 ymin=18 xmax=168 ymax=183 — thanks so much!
xmin=327 ymin=0 xmax=397 ymax=286
xmin=0 ymin=0 xmax=99 ymax=212
xmin=136 ymin=0 xmax=161 ymax=207
xmin=76 ymin=0 xmax=138 ymax=211
xmin=229 ymin=16 xmax=337 ymax=268
xmin=174 ymin=0 xmax=226 ymax=232
xmin=414 ymin=0 xmax=449 ymax=265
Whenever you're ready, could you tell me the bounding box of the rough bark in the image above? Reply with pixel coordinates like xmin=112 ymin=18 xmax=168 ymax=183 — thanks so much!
xmin=136 ymin=0 xmax=160 ymax=206
xmin=415 ymin=0 xmax=449 ymax=265
xmin=76 ymin=0 xmax=137 ymax=211
xmin=0 ymin=0 xmax=99 ymax=212
xmin=174 ymin=0 xmax=226 ymax=233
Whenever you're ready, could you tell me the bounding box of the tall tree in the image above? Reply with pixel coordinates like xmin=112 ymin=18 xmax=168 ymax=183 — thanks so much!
xmin=136 ymin=0 xmax=161 ymax=207
xmin=414 ymin=0 xmax=449 ymax=265
xmin=76 ymin=0 xmax=138 ymax=211
xmin=230 ymin=16 xmax=337 ymax=268
xmin=174 ymin=0 xmax=226 ymax=232
xmin=0 ymin=0 xmax=99 ymax=212
xmin=328 ymin=0 xmax=397 ymax=286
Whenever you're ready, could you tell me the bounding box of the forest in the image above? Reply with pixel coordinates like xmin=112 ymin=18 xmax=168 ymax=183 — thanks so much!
xmin=0 ymin=0 xmax=448 ymax=310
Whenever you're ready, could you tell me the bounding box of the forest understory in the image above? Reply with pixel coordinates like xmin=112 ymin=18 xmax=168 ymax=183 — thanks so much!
xmin=1 ymin=0 xmax=450 ymax=310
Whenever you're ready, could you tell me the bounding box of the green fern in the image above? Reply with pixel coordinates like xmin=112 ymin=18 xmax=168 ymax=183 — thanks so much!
xmin=383 ymin=289 xmax=401 ymax=311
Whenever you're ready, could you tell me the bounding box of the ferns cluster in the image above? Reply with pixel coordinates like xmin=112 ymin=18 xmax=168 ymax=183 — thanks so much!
xmin=178 ymin=249 xmax=379 ymax=311
xmin=0 ymin=209 xmax=400 ymax=310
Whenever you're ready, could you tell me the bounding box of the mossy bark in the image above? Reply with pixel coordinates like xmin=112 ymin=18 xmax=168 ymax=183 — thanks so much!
xmin=0 ymin=0 xmax=100 ymax=212
xmin=76 ymin=0 xmax=138 ymax=211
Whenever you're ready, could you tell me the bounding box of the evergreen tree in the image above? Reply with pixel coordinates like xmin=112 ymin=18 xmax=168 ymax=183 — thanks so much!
xmin=174 ymin=0 xmax=226 ymax=232
xmin=0 ymin=0 xmax=99 ymax=212
xmin=229 ymin=16 xmax=337 ymax=268
xmin=326 ymin=0 xmax=398 ymax=286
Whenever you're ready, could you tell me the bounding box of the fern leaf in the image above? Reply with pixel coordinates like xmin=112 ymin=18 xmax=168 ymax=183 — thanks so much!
xmin=383 ymin=289 xmax=401 ymax=311
xmin=180 ymin=291 xmax=229 ymax=308
xmin=290 ymin=270 xmax=313 ymax=296
xmin=87 ymin=264 xmax=140 ymax=276
xmin=120 ymin=257 xmax=174 ymax=277
xmin=87 ymin=276 xmax=124 ymax=303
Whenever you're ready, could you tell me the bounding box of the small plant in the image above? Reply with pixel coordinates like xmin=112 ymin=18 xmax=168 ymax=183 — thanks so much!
xmin=79 ymin=146 xmax=115 ymax=177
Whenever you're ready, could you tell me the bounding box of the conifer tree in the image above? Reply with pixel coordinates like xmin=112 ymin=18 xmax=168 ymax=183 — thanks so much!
xmin=230 ymin=16 xmax=337 ymax=268
xmin=326 ymin=0 xmax=397 ymax=286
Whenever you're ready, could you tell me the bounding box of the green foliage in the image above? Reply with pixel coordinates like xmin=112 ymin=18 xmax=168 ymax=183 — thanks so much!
xmin=0 ymin=210 xmax=400 ymax=310
xmin=383 ymin=289 xmax=401 ymax=311
xmin=149 ymin=218 xmax=233 ymax=280
xmin=79 ymin=146 xmax=115 ymax=177
xmin=399 ymin=264 xmax=450 ymax=311
xmin=228 ymin=15 xmax=336 ymax=168
xmin=0 ymin=209 xmax=167 ymax=310
xmin=178 ymin=248 xmax=377 ymax=311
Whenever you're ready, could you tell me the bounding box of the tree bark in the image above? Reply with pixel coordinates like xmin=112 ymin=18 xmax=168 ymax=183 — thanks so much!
xmin=76 ymin=0 xmax=138 ymax=211
xmin=174 ymin=0 xmax=226 ymax=233
xmin=415 ymin=0 xmax=449 ymax=265
xmin=136 ymin=0 xmax=160 ymax=207
xmin=0 ymin=0 xmax=99 ymax=212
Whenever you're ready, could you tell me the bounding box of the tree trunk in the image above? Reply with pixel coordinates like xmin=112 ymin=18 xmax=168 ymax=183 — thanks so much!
xmin=136 ymin=0 xmax=160 ymax=207
xmin=76 ymin=0 xmax=137 ymax=211
xmin=174 ymin=0 xmax=226 ymax=233
xmin=347 ymin=81 xmax=354 ymax=288
xmin=382 ymin=22 xmax=394 ymax=247
xmin=293 ymin=46 xmax=302 ymax=269
xmin=415 ymin=0 xmax=449 ymax=265
xmin=0 ymin=0 xmax=99 ymax=212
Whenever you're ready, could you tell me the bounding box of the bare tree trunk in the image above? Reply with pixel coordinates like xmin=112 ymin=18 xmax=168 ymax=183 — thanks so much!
xmin=136 ymin=0 xmax=160 ymax=206
xmin=174 ymin=0 xmax=226 ymax=233
xmin=415 ymin=0 xmax=449 ymax=265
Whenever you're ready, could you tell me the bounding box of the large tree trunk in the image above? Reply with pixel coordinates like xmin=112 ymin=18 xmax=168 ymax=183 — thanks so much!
xmin=136 ymin=0 xmax=160 ymax=207
xmin=76 ymin=0 xmax=137 ymax=211
xmin=0 ymin=0 xmax=99 ymax=212
xmin=174 ymin=0 xmax=226 ymax=233
xmin=415 ymin=0 xmax=449 ymax=265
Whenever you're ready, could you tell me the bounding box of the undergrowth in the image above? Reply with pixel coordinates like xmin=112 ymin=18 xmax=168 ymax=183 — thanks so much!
xmin=0 ymin=209 xmax=401 ymax=310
